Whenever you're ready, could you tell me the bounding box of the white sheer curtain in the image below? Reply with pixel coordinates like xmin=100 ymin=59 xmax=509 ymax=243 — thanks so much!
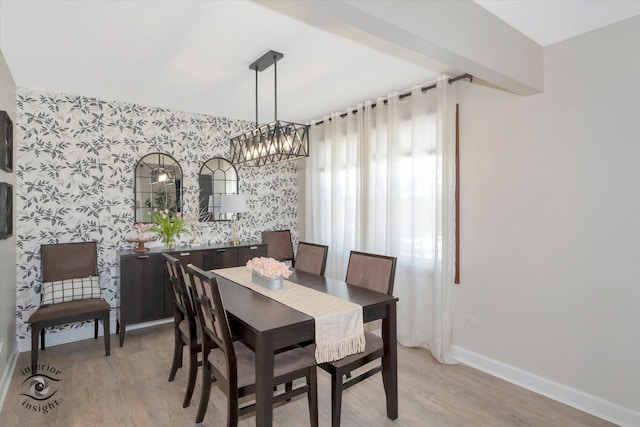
xmin=305 ymin=77 xmax=457 ymax=363
xmin=305 ymin=108 xmax=361 ymax=278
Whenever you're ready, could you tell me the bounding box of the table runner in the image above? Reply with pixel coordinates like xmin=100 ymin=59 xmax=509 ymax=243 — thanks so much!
xmin=213 ymin=267 xmax=365 ymax=363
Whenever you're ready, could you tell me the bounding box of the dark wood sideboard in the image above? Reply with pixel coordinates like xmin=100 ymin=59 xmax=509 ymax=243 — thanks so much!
xmin=116 ymin=242 xmax=267 ymax=346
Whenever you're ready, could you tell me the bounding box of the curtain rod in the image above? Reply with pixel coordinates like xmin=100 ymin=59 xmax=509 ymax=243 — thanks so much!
xmin=314 ymin=73 xmax=473 ymax=125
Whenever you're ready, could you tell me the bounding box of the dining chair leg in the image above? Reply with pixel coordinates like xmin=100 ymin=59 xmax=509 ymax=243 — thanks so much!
xmin=285 ymin=381 xmax=293 ymax=401
xmin=31 ymin=324 xmax=40 ymax=373
xmin=40 ymin=328 xmax=46 ymax=350
xmin=94 ymin=319 xmax=99 ymax=339
xmin=196 ymin=365 xmax=212 ymax=424
xmin=103 ymin=312 xmax=110 ymax=356
xmin=183 ymin=347 xmax=198 ymax=408
xmin=308 ymin=367 xmax=318 ymax=427
xmin=331 ymin=371 xmax=344 ymax=427
xmin=227 ymin=387 xmax=239 ymax=427
xmin=168 ymin=333 xmax=183 ymax=382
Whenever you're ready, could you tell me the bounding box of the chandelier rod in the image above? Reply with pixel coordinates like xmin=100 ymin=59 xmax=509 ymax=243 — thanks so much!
xmin=274 ymin=52 xmax=278 ymax=122
xmin=255 ymin=68 xmax=259 ymax=127
xmin=248 ymin=50 xmax=284 ymax=126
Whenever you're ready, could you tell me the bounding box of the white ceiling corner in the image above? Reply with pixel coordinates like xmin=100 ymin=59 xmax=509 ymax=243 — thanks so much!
xmin=474 ymin=0 xmax=640 ymax=46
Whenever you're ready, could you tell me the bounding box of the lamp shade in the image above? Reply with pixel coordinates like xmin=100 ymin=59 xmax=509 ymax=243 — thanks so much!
xmin=220 ymin=194 xmax=248 ymax=214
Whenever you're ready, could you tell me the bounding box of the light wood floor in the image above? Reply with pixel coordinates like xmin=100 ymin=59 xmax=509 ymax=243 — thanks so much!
xmin=0 ymin=323 xmax=613 ymax=427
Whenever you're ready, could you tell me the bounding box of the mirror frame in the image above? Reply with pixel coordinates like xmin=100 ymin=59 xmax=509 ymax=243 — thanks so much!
xmin=198 ymin=157 xmax=239 ymax=221
xmin=134 ymin=152 xmax=183 ymax=223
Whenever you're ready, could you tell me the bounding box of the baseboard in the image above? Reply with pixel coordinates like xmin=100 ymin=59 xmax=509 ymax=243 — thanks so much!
xmin=453 ymin=346 xmax=640 ymax=427
xmin=122 ymin=318 xmax=173 ymax=331
xmin=16 ymin=317 xmax=173 ymax=353
xmin=0 ymin=348 xmax=19 ymax=414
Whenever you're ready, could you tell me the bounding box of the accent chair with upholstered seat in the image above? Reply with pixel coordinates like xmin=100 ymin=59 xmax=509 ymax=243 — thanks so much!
xmin=28 ymin=241 xmax=111 ymax=373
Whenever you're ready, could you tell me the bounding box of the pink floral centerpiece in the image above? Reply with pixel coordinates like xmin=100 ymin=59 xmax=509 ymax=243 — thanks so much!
xmin=246 ymin=257 xmax=291 ymax=289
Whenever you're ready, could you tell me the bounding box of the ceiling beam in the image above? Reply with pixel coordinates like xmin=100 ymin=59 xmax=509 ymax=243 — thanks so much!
xmin=255 ymin=0 xmax=543 ymax=96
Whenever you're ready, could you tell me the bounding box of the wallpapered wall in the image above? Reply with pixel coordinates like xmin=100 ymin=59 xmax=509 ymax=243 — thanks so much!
xmin=14 ymin=88 xmax=298 ymax=345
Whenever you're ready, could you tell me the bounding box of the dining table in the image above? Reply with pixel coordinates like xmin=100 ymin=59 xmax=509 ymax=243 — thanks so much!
xmin=212 ymin=268 xmax=399 ymax=427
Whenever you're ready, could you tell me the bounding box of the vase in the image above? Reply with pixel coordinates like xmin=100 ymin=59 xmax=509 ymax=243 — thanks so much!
xmin=251 ymin=272 xmax=283 ymax=290
xmin=162 ymin=236 xmax=176 ymax=249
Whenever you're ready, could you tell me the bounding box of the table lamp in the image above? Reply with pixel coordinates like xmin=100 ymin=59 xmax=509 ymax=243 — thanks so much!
xmin=220 ymin=194 xmax=248 ymax=246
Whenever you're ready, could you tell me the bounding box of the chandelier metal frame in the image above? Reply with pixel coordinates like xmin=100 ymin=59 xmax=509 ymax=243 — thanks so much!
xmin=230 ymin=50 xmax=309 ymax=167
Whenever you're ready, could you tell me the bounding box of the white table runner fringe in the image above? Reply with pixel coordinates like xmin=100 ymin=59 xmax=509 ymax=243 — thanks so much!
xmin=316 ymin=331 xmax=365 ymax=363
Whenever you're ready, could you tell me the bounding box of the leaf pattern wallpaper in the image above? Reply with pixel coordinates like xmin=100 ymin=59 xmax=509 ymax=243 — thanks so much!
xmin=15 ymin=88 xmax=299 ymax=346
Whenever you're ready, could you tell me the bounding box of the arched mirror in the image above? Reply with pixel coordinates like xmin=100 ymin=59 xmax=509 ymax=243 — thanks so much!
xmin=198 ymin=157 xmax=238 ymax=221
xmin=135 ymin=153 xmax=182 ymax=223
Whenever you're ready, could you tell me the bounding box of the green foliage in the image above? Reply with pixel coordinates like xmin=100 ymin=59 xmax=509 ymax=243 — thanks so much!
xmin=149 ymin=209 xmax=186 ymax=248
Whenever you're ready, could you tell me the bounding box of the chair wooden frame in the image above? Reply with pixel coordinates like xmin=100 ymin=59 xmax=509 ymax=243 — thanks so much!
xmin=318 ymin=250 xmax=397 ymax=427
xmin=294 ymin=242 xmax=329 ymax=276
xmin=162 ymin=253 xmax=201 ymax=408
xmin=187 ymin=264 xmax=318 ymax=426
xmin=28 ymin=241 xmax=110 ymax=373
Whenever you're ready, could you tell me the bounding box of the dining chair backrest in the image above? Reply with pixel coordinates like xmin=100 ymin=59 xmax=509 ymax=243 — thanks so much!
xmin=187 ymin=264 xmax=236 ymax=379
xmin=162 ymin=254 xmax=196 ymax=325
xmin=345 ymin=251 xmax=397 ymax=295
xmin=295 ymin=242 xmax=329 ymax=276
xmin=262 ymin=230 xmax=295 ymax=263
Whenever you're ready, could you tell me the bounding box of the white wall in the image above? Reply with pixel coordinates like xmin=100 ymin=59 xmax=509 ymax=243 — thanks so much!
xmin=0 ymin=49 xmax=17 ymax=406
xmin=454 ymin=15 xmax=640 ymax=415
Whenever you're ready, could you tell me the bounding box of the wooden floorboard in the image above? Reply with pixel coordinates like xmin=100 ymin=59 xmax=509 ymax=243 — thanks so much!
xmin=0 ymin=323 xmax=614 ymax=426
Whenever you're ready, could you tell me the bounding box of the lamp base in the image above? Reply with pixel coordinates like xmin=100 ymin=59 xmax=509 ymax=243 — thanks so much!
xmin=228 ymin=239 xmax=241 ymax=246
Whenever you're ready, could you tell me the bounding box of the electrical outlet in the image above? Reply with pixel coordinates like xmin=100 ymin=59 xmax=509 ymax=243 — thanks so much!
xmin=463 ymin=315 xmax=478 ymax=328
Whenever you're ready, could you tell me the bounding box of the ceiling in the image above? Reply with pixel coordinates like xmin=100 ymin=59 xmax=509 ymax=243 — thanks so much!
xmin=1 ymin=1 xmax=638 ymax=124
xmin=475 ymin=0 xmax=639 ymax=46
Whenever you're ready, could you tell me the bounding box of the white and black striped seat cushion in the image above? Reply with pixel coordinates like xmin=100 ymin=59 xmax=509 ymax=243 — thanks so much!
xmin=41 ymin=275 xmax=102 ymax=305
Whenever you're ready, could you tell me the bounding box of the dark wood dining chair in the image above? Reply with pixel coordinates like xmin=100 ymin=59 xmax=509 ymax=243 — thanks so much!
xmin=187 ymin=264 xmax=318 ymax=427
xmin=294 ymin=242 xmax=329 ymax=276
xmin=162 ymin=253 xmax=201 ymax=408
xmin=261 ymin=229 xmax=295 ymax=264
xmin=28 ymin=241 xmax=110 ymax=373
xmin=319 ymin=250 xmax=397 ymax=427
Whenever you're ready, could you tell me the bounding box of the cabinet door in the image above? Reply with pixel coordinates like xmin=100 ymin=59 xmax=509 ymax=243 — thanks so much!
xmin=238 ymin=244 xmax=268 ymax=266
xmin=167 ymin=250 xmax=204 ymax=270
xmin=120 ymin=254 xmax=166 ymax=324
xmin=203 ymin=248 xmax=238 ymax=270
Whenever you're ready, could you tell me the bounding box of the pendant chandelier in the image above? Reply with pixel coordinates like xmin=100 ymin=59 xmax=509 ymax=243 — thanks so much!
xmin=230 ymin=50 xmax=309 ymax=167
xmin=150 ymin=167 xmax=175 ymax=186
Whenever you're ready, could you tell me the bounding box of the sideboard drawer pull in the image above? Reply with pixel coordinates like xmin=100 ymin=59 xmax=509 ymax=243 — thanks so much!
xmin=217 ymin=249 xmax=226 ymax=253
xmin=180 ymin=252 xmax=190 ymax=256
xmin=249 ymin=246 xmax=258 ymax=250
xmin=137 ymin=255 xmax=149 ymax=260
